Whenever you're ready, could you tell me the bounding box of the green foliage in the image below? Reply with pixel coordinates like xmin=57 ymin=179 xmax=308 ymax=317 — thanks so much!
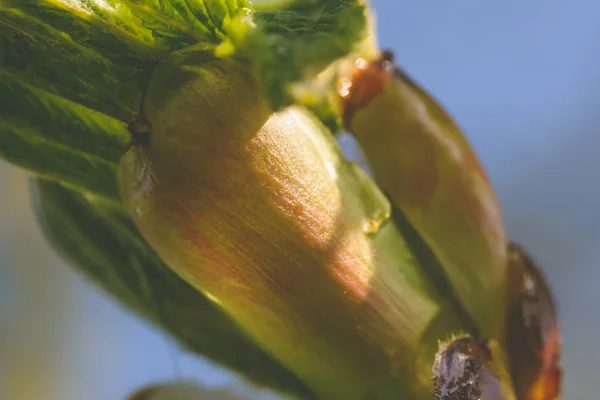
xmin=250 ymin=0 xmax=366 ymax=108
xmin=0 ymin=0 xmax=364 ymax=196
xmin=0 ymin=72 xmax=127 ymax=197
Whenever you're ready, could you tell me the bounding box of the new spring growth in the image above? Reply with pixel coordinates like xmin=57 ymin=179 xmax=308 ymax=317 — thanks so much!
xmin=118 ymin=48 xmax=467 ymax=399
xmin=338 ymin=51 xmax=508 ymax=340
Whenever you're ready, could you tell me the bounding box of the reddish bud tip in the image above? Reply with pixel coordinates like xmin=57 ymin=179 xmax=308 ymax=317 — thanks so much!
xmin=338 ymin=52 xmax=395 ymax=128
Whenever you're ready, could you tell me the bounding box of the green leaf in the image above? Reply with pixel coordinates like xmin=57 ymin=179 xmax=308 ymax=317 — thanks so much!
xmin=31 ymin=178 xmax=316 ymax=399
xmin=0 ymin=0 xmax=251 ymax=122
xmin=0 ymin=118 xmax=120 ymax=198
xmin=0 ymin=70 xmax=127 ymax=198
xmin=0 ymin=0 xmax=366 ymax=190
xmin=1 ymin=2 xmax=159 ymax=121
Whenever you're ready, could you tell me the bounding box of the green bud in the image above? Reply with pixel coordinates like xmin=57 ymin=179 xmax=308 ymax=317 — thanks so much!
xmin=339 ymin=51 xmax=508 ymax=339
xmin=118 ymin=49 xmax=465 ymax=399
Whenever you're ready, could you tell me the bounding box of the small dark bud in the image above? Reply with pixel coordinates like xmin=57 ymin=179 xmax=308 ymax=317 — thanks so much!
xmin=433 ymin=336 xmax=515 ymax=400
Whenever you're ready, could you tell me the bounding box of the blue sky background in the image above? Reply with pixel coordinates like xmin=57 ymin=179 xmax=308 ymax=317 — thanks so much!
xmin=1 ymin=1 xmax=599 ymax=398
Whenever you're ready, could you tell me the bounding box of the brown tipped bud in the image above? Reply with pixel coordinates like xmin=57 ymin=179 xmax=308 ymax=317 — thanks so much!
xmin=339 ymin=51 xmax=508 ymax=339
xmin=506 ymin=243 xmax=562 ymax=400
xmin=118 ymin=50 xmax=466 ymax=399
xmin=433 ymin=336 xmax=516 ymax=400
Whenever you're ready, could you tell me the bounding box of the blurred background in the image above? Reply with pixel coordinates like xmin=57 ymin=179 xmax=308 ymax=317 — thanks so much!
xmin=1 ymin=0 xmax=599 ymax=398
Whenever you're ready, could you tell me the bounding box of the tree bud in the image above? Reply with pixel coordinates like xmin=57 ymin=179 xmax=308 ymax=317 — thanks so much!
xmin=118 ymin=50 xmax=465 ymax=399
xmin=339 ymin=51 xmax=508 ymax=339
